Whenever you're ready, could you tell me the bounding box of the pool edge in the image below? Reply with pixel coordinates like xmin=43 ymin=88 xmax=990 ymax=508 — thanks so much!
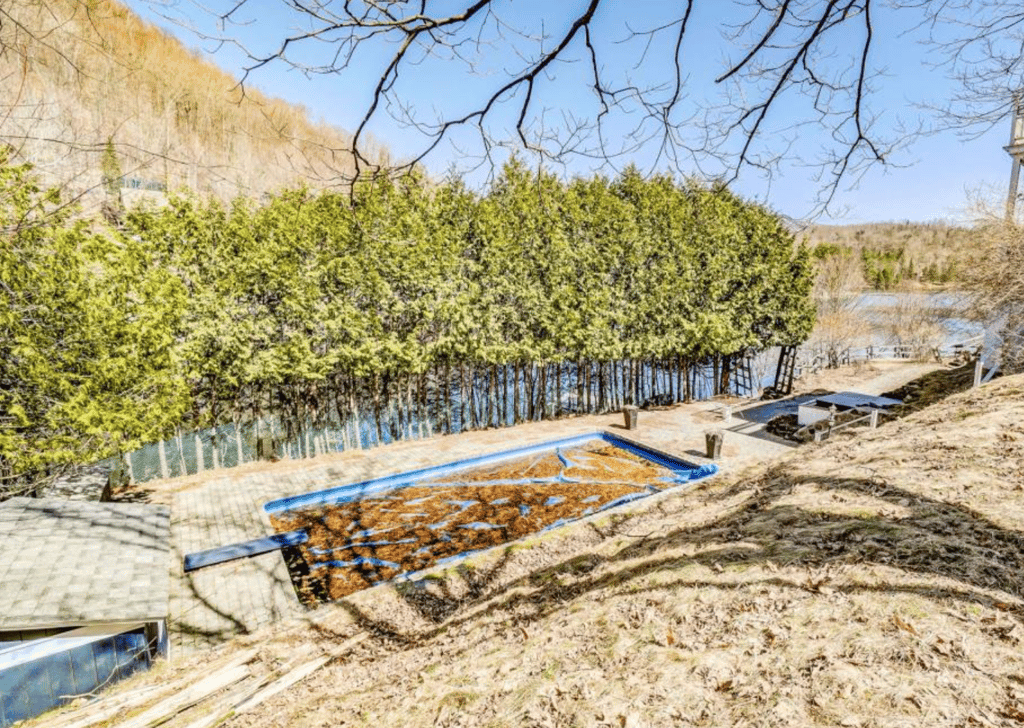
xmin=263 ymin=430 xmax=713 ymax=515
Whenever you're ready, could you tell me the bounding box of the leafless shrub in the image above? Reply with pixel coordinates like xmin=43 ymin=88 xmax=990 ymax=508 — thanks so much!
xmin=807 ymin=248 xmax=871 ymax=367
xmin=961 ymin=198 xmax=1024 ymax=373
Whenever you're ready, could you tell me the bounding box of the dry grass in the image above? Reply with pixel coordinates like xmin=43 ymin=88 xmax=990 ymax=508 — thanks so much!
xmin=33 ymin=374 xmax=1024 ymax=728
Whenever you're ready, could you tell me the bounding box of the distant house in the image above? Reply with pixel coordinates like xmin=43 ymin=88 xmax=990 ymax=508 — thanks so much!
xmin=0 ymin=499 xmax=169 ymax=726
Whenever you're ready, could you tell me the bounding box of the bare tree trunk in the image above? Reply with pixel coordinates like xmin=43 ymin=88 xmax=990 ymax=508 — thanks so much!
xmin=443 ymin=363 xmax=452 ymax=434
xmin=585 ymin=360 xmax=593 ymax=413
xmin=372 ymin=373 xmax=384 ymax=444
xmin=633 ymin=359 xmax=641 ymax=406
xmin=526 ymin=363 xmax=535 ymax=421
xmin=538 ymin=363 xmax=548 ymax=420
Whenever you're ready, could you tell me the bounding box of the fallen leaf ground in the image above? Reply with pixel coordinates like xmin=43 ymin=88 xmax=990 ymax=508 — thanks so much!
xmin=36 ymin=373 xmax=1024 ymax=728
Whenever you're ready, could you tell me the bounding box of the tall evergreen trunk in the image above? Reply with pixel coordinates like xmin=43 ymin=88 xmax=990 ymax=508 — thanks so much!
xmin=395 ymin=376 xmax=405 ymax=439
xmin=385 ymin=374 xmax=400 ymax=441
xmin=576 ymin=360 xmax=585 ymax=414
xmin=459 ymin=364 xmax=468 ymax=433
xmin=512 ymin=362 xmax=521 ymax=425
xmin=501 ymin=364 xmax=509 ymax=428
xmin=415 ymin=372 xmax=424 ymax=438
xmin=348 ymin=375 xmax=360 ymax=447
xmin=633 ymin=359 xmax=641 ymax=405
xmin=475 ymin=367 xmax=484 ymax=429
xmin=483 ymin=365 xmax=491 ymax=427
xmin=404 ymin=376 xmax=414 ymax=439
xmin=554 ymin=361 xmax=562 ymax=418
xmin=585 ymin=360 xmax=593 ymax=413
xmin=538 ymin=363 xmax=548 ymax=420
xmin=443 ymin=363 xmax=452 ymax=435
xmin=619 ymin=359 xmax=627 ymax=407
xmin=332 ymin=376 xmax=347 ymax=446
xmin=525 ymin=363 xmax=535 ymax=420
xmin=372 ymin=373 xmax=384 ymax=444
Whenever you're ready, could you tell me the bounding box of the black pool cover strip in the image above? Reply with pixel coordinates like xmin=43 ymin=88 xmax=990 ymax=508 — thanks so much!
xmin=184 ymin=529 xmax=308 ymax=572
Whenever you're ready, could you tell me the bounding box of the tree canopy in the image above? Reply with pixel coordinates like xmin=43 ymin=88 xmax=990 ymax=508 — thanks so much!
xmin=0 ymin=154 xmax=814 ymax=493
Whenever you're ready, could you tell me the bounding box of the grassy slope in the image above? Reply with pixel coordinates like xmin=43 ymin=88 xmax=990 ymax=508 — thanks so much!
xmin=38 ymin=374 xmax=1024 ymax=728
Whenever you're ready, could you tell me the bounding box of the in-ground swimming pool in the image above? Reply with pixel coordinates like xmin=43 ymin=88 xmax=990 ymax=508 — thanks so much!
xmin=263 ymin=432 xmax=716 ymax=604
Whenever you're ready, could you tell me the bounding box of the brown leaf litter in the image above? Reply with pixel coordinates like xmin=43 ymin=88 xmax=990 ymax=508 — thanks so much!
xmin=30 ymin=374 xmax=1024 ymax=728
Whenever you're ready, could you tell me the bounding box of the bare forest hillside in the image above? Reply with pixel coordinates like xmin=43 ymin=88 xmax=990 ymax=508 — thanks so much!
xmin=800 ymin=221 xmax=973 ymax=289
xmin=0 ymin=0 xmax=382 ymax=212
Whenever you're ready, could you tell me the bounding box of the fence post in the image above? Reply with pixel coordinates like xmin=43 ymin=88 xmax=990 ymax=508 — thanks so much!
xmin=974 ymin=357 xmax=984 ymax=388
xmin=195 ymin=433 xmax=205 ymax=472
xmin=870 ymin=410 xmax=879 ymax=428
xmin=158 ymin=438 xmax=169 ymax=480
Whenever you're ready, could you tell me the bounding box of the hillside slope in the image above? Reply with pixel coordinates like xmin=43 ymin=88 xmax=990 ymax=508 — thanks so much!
xmin=36 ymin=374 xmax=1024 ymax=728
xmin=800 ymin=221 xmax=971 ymax=288
xmin=0 ymin=0 xmax=381 ymax=210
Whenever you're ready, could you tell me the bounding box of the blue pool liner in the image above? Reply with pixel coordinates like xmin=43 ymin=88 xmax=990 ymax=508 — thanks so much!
xmin=263 ymin=431 xmax=715 ymax=514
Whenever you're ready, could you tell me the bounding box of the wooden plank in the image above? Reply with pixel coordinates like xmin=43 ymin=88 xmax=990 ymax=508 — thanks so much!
xmin=181 ymin=633 xmax=369 ymax=728
xmin=53 ymin=649 xmax=259 ymax=728
xmin=236 ymin=633 xmax=368 ymax=714
xmin=116 ymin=664 xmax=250 ymax=728
xmin=177 ymin=681 xmax=259 ymax=728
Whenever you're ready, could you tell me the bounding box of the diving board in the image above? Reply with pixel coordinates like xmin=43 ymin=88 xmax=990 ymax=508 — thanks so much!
xmin=184 ymin=530 xmax=308 ymax=573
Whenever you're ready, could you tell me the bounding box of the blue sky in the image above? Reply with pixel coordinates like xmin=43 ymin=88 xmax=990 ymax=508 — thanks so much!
xmin=132 ymin=0 xmax=1011 ymax=224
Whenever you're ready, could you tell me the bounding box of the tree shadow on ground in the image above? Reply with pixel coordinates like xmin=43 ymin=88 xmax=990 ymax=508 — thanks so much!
xmin=333 ymin=465 xmax=1024 ymax=650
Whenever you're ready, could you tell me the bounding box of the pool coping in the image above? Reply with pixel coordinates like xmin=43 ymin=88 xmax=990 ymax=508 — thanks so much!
xmin=262 ymin=430 xmax=714 ymax=515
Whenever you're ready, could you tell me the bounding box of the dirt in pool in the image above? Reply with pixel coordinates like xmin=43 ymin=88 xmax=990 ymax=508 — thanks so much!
xmin=271 ymin=442 xmax=692 ymax=604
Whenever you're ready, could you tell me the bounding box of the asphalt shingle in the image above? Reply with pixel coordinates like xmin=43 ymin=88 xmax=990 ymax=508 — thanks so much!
xmin=0 ymin=498 xmax=170 ymax=629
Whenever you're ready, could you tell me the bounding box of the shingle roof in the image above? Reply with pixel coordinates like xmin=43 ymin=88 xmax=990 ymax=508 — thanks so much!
xmin=0 ymin=498 xmax=169 ymax=629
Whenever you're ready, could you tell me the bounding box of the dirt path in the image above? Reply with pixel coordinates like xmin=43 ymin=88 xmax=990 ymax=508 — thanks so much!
xmin=791 ymin=358 xmax=945 ymax=397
